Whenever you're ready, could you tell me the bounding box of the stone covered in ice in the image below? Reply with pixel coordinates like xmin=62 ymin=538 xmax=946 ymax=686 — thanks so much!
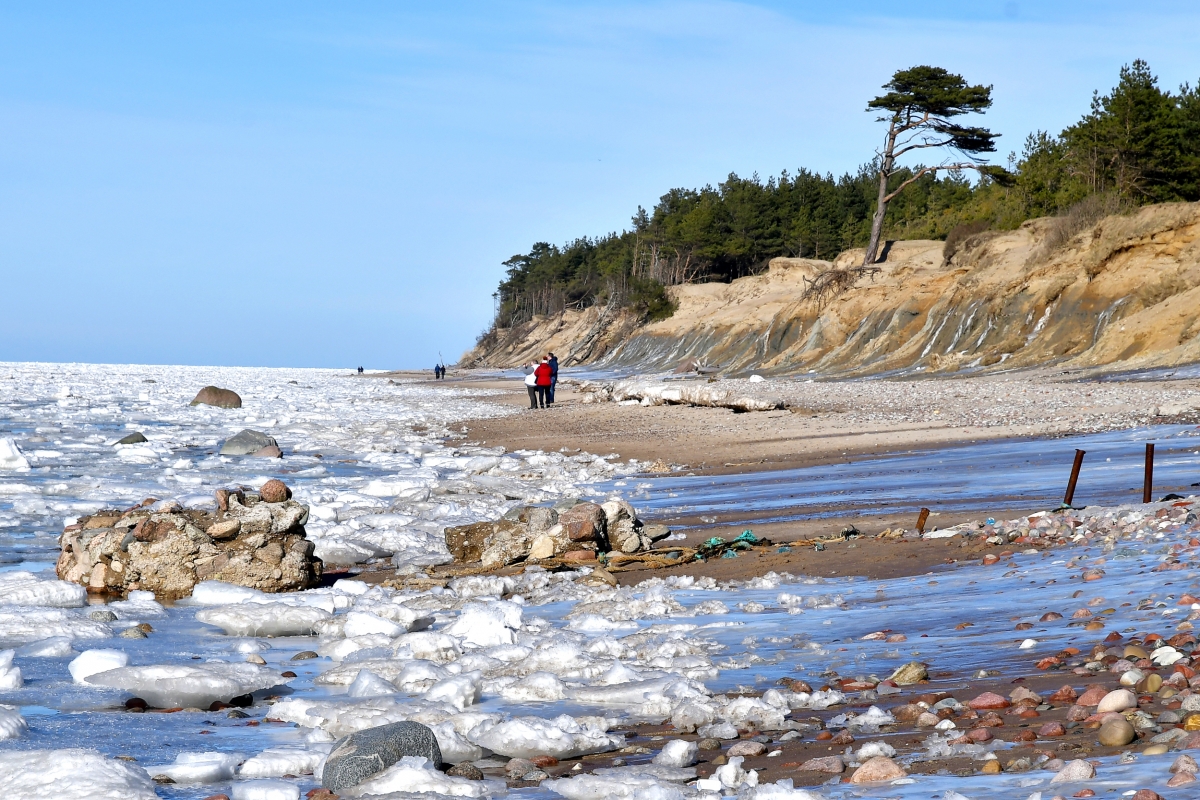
xmin=69 ymin=648 xmax=129 ymax=684
xmin=146 ymin=751 xmax=243 ymax=784
xmin=197 ymin=603 xmax=332 ymax=637
xmin=322 ymin=721 xmax=443 ymax=791
xmin=470 ymin=714 xmax=623 ymax=759
xmin=85 ymin=662 xmax=289 ymax=708
xmin=652 ymin=739 xmax=698 ymax=767
xmin=0 ymin=748 xmax=158 ymax=800
xmin=0 ymin=571 xmax=87 ymax=607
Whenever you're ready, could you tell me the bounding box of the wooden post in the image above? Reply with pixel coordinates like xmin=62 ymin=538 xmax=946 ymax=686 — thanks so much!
xmin=1063 ymin=449 xmax=1086 ymax=507
xmin=916 ymin=507 xmax=931 ymax=533
xmin=1143 ymin=443 xmax=1155 ymax=504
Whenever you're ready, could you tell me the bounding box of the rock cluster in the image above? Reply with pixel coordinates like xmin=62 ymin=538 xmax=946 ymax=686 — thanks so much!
xmin=56 ymin=484 xmax=321 ymax=598
xmin=189 ymin=385 xmax=242 ymax=409
xmin=444 ymin=497 xmax=664 ymax=567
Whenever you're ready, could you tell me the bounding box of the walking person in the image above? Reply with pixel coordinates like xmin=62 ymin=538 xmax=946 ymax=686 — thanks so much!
xmin=523 ymin=362 xmax=538 ymax=409
xmin=534 ymin=357 xmax=552 ymax=409
xmin=547 ymin=352 xmax=559 ymax=405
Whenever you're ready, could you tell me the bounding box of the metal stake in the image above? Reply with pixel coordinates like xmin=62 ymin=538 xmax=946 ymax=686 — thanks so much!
xmin=1143 ymin=443 xmax=1155 ymax=504
xmin=1063 ymin=449 xmax=1086 ymax=508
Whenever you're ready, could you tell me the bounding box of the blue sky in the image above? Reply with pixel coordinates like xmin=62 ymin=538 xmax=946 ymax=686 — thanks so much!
xmin=1 ymin=1 xmax=1197 ymax=368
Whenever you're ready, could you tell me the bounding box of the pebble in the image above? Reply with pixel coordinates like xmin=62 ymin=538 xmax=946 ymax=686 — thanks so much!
xmin=1076 ymin=685 xmax=1111 ymax=706
xmin=849 ymin=756 xmax=906 ymax=784
xmin=292 ymin=651 xmax=319 ymax=660
xmin=259 ymin=479 xmax=291 ymax=503
xmin=727 ymin=741 xmax=767 ymax=757
xmin=1096 ymin=689 xmax=1137 ymax=713
xmin=968 ymin=692 xmax=1010 ymax=709
xmin=1098 ymin=718 xmax=1135 ymax=746
xmin=119 ymin=627 xmax=147 ymax=639
xmin=1131 ymin=791 xmax=1163 ymax=800
xmin=1170 ymin=754 xmax=1198 ymax=774
xmin=1038 ymin=722 xmax=1067 ymax=737
xmin=697 ymin=738 xmax=722 ymax=751
xmin=1049 ymin=759 xmax=1097 ymax=784
xmin=89 ymin=609 xmax=118 ymax=622
xmin=1168 ymin=772 xmax=1197 ymax=787
xmin=797 ymin=756 xmax=844 ymax=773
xmin=446 ymin=763 xmax=484 ymax=780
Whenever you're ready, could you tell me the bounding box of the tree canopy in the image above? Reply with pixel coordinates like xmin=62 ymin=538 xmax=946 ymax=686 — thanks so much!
xmin=488 ymin=60 xmax=1200 ymax=333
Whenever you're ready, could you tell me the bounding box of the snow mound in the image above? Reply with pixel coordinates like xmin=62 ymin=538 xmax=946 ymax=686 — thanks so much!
xmin=342 ymin=756 xmax=497 ymax=798
xmin=239 ymin=745 xmax=326 ymax=778
xmin=0 ymin=571 xmax=87 ymax=607
xmin=85 ymin=662 xmax=289 ymax=708
xmin=0 ymin=748 xmax=157 ymax=800
xmin=197 ymin=603 xmax=332 ymax=637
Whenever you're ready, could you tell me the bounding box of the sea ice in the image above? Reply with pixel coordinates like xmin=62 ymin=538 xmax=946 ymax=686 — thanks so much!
xmin=0 ymin=748 xmax=158 ymax=800
xmin=444 ymin=601 xmax=524 ymax=647
xmin=0 ymin=438 xmax=30 ymax=471
xmin=239 ymin=745 xmax=327 ymax=778
xmin=0 ymin=704 xmax=27 ymax=740
xmin=0 ymin=649 xmax=22 ymax=688
xmin=347 ymin=668 xmax=399 ymax=698
xmin=231 ymin=779 xmax=302 ymax=800
xmin=146 ymin=751 xmax=244 ymax=783
xmin=69 ymin=648 xmax=129 ymax=684
xmin=0 ymin=571 xmax=87 ymax=607
xmin=197 ymin=603 xmax=332 ymax=637
xmin=340 ymin=755 xmax=496 ymax=798
xmin=85 ymin=662 xmax=288 ymax=708
xmin=0 ymin=607 xmax=112 ymax=646
xmin=652 ymin=739 xmax=698 ymax=768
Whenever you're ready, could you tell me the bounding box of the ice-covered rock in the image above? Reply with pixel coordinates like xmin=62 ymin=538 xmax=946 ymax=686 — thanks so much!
xmin=69 ymin=648 xmax=129 ymax=684
xmin=146 ymin=751 xmax=243 ymax=784
xmin=197 ymin=603 xmax=332 ymax=637
xmin=322 ymin=721 xmax=443 ymax=791
xmin=469 ymin=714 xmax=624 ymax=759
xmin=652 ymin=739 xmax=698 ymax=767
xmin=0 ymin=438 xmax=30 ymax=471
xmin=85 ymin=662 xmax=289 ymax=708
xmin=340 ymin=756 xmax=495 ymax=798
xmin=0 ymin=571 xmax=87 ymax=607
xmin=0 ymin=748 xmax=158 ymax=800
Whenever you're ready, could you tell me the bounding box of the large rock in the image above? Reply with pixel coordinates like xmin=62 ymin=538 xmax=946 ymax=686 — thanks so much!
xmin=56 ymin=486 xmax=321 ymax=599
xmin=190 ymin=386 xmax=242 ymax=409
xmin=220 ymin=430 xmax=278 ymax=456
xmin=322 ymin=721 xmax=442 ymax=792
xmin=560 ymin=502 xmax=607 ymax=544
xmin=602 ymin=499 xmax=650 ymax=554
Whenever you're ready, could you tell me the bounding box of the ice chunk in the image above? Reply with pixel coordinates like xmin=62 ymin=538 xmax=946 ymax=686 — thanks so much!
xmin=343 ymin=756 xmax=495 ymax=798
xmin=444 ymin=601 xmax=523 ymax=647
xmin=0 ymin=571 xmax=87 ymax=607
xmin=544 ymin=769 xmax=692 ymax=800
xmin=239 ymin=745 xmax=326 ymax=778
xmin=0 ymin=439 xmax=30 ymax=471
xmin=190 ymin=581 xmax=270 ymax=605
xmin=231 ymin=779 xmax=301 ymax=800
xmin=85 ymin=662 xmax=289 ymax=708
xmin=0 ymin=748 xmax=158 ymax=800
xmin=470 ymin=714 xmax=624 ymax=759
xmin=347 ymin=669 xmax=398 ymax=698
xmin=0 ymin=650 xmax=21 ymax=689
xmin=0 ymin=704 xmax=27 ymax=740
xmin=342 ymin=610 xmax=406 ymax=638
xmin=107 ymin=590 xmax=167 ymax=618
xmin=17 ymin=636 xmax=74 ymax=657
xmin=69 ymin=648 xmax=129 ymax=684
xmin=501 ymin=671 xmax=567 ymax=702
xmin=197 ymin=603 xmax=332 ymax=637
xmin=146 ymin=751 xmax=243 ymax=784
xmin=652 ymin=739 xmax=697 ymax=768
xmin=0 ymin=607 xmax=112 ymax=645
xmin=425 ymin=673 xmax=482 ymax=710
xmin=746 ymin=780 xmax=827 ymax=799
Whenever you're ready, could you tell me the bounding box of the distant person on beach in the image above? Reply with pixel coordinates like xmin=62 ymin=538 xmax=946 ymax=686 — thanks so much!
xmin=548 ymin=352 xmax=558 ymax=404
xmin=534 ymin=357 xmax=552 ymax=409
xmin=523 ymin=362 xmax=538 ymax=409
xmin=358 ymin=366 xmax=364 ymax=374
xmin=434 ymin=365 xmax=441 ymax=379
xmin=439 ymin=364 xmax=446 ymax=379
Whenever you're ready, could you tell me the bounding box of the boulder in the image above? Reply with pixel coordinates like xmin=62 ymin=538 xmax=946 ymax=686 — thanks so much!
xmin=322 ymin=721 xmax=442 ymax=792
xmin=560 ymin=503 xmax=607 ymax=544
xmin=190 ymin=386 xmax=242 ymax=409
xmin=220 ymin=430 xmax=278 ymax=456
xmin=849 ymin=756 xmax=905 ymax=783
xmin=115 ymin=432 xmax=148 ymax=445
xmin=259 ymin=480 xmax=291 ymax=503
xmin=56 ymin=486 xmax=321 ymax=599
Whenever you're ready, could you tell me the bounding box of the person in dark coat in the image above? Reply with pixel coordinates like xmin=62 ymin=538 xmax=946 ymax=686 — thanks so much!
xmin=547 ymin=353 xmax=558 ymax=404
xmin=534 ymin=357 xmax=552 ymax=409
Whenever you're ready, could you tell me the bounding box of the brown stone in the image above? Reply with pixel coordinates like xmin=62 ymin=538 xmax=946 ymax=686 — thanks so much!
xmin=207 ymin=520 xmax=241 ymax=540
xmin=1076 ymin=684 xmax=1110 ymax=706
xmin=260 ymin=480 xmax=291 ymax=503
xmin=1131 ymin=791 xmax=1163 ymax=800
xmin=1038 ymin=722 xmax=1067 ymax=737
xmin=798 ymin=756 xmax=844 ymax=773
xmin=561 ymin=550 xmax=597 ymax=562
xmin=849 ymin=756 xmax=906 ymax=784
xmin=250 ymin=445 xmax=283 ymax=458
xmin=560 ymin=502 xmax=607 ymax=544
xmin=444 ymin=521 xmax=494 ymax=563
xmin=190 ymin=386 xmax=242 ymax=409
xmin=969 ymin=692 xmax=1011 ymax=710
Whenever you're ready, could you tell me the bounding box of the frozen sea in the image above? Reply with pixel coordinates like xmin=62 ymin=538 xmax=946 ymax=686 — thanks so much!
xmin=0 ymin=362 xmax=1197 ymax=800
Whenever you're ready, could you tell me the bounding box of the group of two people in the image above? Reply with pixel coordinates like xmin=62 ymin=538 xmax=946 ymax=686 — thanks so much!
xmin=523 ymin=353 xmax=558 ymax=409
xmin=433 ymin=364 xmax=446 ymax=379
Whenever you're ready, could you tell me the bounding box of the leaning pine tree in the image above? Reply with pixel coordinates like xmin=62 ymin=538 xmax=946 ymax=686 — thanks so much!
xmin=805 ymin=65 xmax=1004 ymax=304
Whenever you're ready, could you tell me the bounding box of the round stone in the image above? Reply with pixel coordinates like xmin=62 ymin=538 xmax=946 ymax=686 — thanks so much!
xmin=259 ymin=479 xmax=291 ymax=503
xmin=1098 ymin=718 xmax=1135 ymax=746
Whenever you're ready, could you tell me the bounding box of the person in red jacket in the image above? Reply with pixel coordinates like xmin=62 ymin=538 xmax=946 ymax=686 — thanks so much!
xmin=534 ymin=357 xmax=553 ymax=409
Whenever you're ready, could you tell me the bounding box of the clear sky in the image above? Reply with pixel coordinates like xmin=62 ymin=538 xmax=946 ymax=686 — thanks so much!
xmin=1 ymin=1 xmax=1197 ymax=369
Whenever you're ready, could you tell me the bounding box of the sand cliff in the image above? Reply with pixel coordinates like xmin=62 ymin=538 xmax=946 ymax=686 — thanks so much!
xmin=465 ymin=201 xmax=1200 ymax=375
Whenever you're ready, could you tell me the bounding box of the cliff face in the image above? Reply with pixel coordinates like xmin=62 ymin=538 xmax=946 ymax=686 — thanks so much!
xmin=463 ymin=202 xmax=1200 ymax=375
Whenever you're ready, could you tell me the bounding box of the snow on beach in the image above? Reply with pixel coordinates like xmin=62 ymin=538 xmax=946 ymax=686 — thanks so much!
xmin=1 ymin=362 xmax=1200 ymax=798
